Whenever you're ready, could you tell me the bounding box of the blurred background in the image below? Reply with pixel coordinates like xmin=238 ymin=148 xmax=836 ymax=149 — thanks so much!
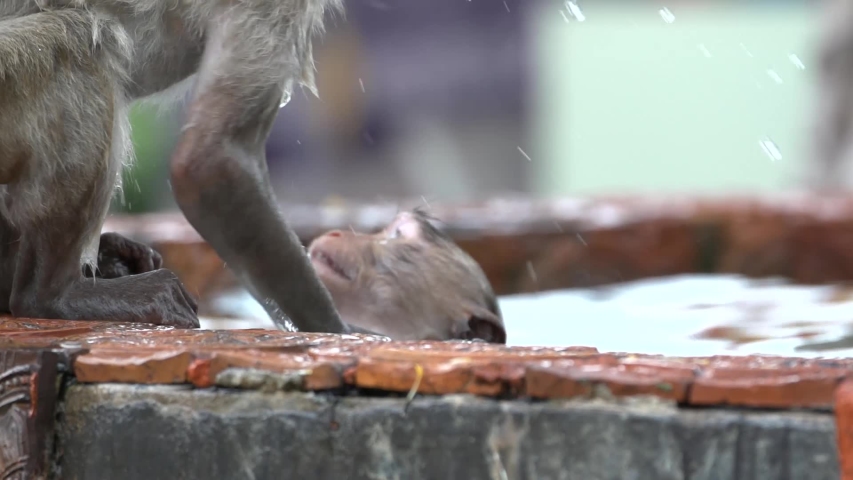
xmin=116 ymin=0 xmax=818 ymax=214
xmin=118 ymin=0 xmax=853 ymax=357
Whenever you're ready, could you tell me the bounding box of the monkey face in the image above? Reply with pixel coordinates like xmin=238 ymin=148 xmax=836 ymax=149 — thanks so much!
xmin=307 ymin=210 xmax=506 ymax=343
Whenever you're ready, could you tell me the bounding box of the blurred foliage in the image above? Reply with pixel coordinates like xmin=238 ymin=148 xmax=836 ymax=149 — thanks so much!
xmin=112 ymin=105 xmax=168 ymax=214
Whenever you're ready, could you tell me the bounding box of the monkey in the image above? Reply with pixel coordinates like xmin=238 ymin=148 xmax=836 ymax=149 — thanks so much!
xmin=85 ymin=232 xmax=165 ymax=279
xmin=811 ymin=0 xmax=853 ymax=191
xmin=0 ymin=0 xmax=361 ymax=333
xmin=307 ymin=209 xmax=507 ymax=343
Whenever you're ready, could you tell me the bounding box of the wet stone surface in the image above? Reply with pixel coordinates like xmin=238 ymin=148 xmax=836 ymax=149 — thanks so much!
xmin=57 ymin=385 xmax=837 ymax=480
xmin=4 ymin=317 xmax=853 ymax=410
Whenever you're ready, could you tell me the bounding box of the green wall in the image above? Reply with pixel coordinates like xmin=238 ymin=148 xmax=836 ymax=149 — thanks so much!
xmin=532 ymin=3 xmax=817 ymax=195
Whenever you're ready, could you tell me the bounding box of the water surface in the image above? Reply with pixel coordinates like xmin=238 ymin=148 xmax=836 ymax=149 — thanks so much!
xmin=199 ymin=274 xmax=853 ymax=358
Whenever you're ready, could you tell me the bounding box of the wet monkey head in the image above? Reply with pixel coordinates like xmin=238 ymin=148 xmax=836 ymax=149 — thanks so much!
xmin=308 ymin=210 xmax=506 ymax=343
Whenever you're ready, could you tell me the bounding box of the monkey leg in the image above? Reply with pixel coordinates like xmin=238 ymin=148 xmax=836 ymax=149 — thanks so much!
xmin=168 ymin=4 xmax=349 ymax=334
xmin=0 ymin=9 xmax=198 ymax=327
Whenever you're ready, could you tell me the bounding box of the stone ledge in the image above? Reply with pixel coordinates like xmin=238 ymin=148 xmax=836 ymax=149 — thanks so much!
xmin=56 ymin=384 xmax=838 ymax=480
xmin=102 ymin=194 xmax=853 ymax=299
xmin=4 ymin=319 xmax=853 ymax=478
xmin=5 ymin=318 xmax=853 ymax=410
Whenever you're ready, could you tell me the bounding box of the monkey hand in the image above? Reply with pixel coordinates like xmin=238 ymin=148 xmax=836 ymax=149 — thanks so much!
xmin=88 ymin=232 xmax=163 ymax=279
xmin=126 ymin=269 xmax=200 ymax=328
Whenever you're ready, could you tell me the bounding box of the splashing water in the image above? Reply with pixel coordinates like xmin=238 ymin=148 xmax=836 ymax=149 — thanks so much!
xmin=788 ymin=53 xmax=805 ymax=70
xmin=279 ymin=80 xmax=293 ymax=109
xmin=526 ymin=261 xmax=538 ymax=283
xmin=262 ymin=297 xmax=296 ymax=331
xmin=759 ymin=137 xmax=782 ymax=162
xmin=766 ymin=69 xmax=783 ymax=84
xmin=565 ymin=1 xmax=585 ymax=22
xmin=659 ymin=7 xmax=675 ymax=23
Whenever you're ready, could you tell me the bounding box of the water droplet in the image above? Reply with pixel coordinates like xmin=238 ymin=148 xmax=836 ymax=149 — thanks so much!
xmin=576 ymin=233 xmax=588 ymax=246
xmin=759 ymin=137 xmax=782 ymax=162
xmin=659 ymin=7 xmax=675 ymax=23
xmin=739 ymin=43 xmax=754 ymax=58
xmin=559 ymin=10 xmax=570 ymax=23
xmin=279 ymin=80 xmax=293 ymax=109
xmin=697 ymin=44 xmax=712 ymax=58
xmin=566 ymin=1 xmax=585 ymax=22
xmin=526 ymin=261 xmax=538 ymax=283
xmin=358 ymin=78 xmax=365 ymax=93
xmin=503 ymin=0 xmax=510 ymax=12
xmin=766 ymin=69 xmax=783 ymax=84
xmin=517 ymin=146 xmax=532 ymax=162
xmin=788 ymin=53 xmax=805 ymax=70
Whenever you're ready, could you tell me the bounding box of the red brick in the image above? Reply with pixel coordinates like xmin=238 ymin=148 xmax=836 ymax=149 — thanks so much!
xmin=186 ymin=350 xmax=345 ymax=390
xmin=74 ymin=349 xmax=192 ymax=384
xmin=365 ymin=343 xmax=601 ymax=363
xmin=354 ymin=357 xmax=512 ymax=397
xmin=835 ymin=380 xmax=853 ymax=480
xmin=526 ymin=363 xmax=693 ymax=402
xmin=187 ymin=358 xmax=214 ymax=388
xmin=690 ymin=370 xmax=844 ymax=409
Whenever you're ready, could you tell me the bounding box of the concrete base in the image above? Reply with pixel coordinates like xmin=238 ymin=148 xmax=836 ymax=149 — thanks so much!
xmin=56 ymin=384 xmax=837 ymax=480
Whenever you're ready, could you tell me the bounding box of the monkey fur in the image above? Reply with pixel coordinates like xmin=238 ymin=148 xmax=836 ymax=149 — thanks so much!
xmin=0 ymin=0 xmax=351 ymax=331
xmin=811 ymin=0 xmax=853 ymax=191
xmin=308 ymin=209 xmax=506 ymax=343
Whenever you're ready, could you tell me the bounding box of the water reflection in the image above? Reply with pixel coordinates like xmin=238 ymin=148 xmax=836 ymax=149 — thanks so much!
xmin=199 ymin=274 xmax=853 ymax=358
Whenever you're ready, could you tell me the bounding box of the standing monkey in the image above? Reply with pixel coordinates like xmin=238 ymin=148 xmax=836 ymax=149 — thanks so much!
xmin=0 ymin=0 xmax=352 ymax=332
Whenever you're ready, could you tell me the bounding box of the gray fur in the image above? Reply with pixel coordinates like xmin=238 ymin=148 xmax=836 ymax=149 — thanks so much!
xmin=806 ymin=0 xmax=853 ymax=190
xmin=811 ymin=0 xmax=853 ymax=190
xmin=0 ymin=0 xmax=344 ymax=330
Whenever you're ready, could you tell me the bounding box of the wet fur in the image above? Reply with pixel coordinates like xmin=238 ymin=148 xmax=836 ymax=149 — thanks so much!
xmin=0 ymin=0 xmax=343 ymax=329
xmin=308 ymin=210 xmax=506 ymax=343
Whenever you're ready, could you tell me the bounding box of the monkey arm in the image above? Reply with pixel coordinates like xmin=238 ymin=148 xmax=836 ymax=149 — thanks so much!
xmin=169 ymin=6 xmax=348 ymax=334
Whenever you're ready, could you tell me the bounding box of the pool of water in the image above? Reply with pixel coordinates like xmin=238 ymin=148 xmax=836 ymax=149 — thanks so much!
xmin=198 ymin=274 xmax=853 ymax=358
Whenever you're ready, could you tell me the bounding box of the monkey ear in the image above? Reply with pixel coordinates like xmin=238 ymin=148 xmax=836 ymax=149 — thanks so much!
xmin=459 ymin=307 xmax=507 ymax=344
